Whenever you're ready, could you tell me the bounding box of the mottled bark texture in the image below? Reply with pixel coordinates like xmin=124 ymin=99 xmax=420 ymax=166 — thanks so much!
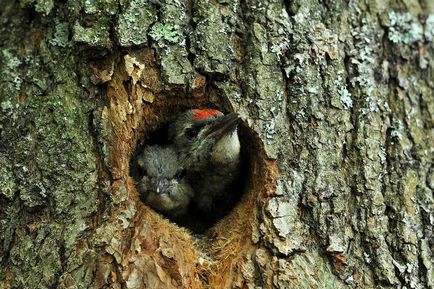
xmin=1 ymin=0 xmax=433 ymax=288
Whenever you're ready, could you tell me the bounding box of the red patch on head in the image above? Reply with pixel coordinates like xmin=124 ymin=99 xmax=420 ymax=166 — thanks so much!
xmin=193 ymin=109 xmax=223 ymax=120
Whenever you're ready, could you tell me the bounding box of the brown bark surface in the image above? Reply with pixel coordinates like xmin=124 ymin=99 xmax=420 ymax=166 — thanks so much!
xmin=0 ymin=1 xmax=433 ymax=288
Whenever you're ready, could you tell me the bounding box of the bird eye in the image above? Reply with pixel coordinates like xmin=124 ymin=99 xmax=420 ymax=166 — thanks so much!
xmin=185 ymin=127 xmax=200 ymax=139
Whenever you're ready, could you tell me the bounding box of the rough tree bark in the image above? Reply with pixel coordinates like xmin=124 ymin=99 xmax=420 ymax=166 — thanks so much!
xmin=0 ymin=0 xmax=433 ymax=288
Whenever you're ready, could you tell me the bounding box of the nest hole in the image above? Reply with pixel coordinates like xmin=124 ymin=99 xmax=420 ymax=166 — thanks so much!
xmin=130 ymin=110 xmax=255 ymax=233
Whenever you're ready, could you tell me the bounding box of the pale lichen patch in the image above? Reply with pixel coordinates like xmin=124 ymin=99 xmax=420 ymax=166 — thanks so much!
xmin=115 ymin=0 xmax=157 ymax=47
xmin=73 ymin=21 xmax=112 ymax=48
xmin=387 ymin=11 xmax=423 ymax=45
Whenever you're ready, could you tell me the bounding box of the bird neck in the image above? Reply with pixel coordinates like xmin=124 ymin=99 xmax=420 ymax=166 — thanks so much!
xmin=211 ymin=129 xmax=240 ymax=164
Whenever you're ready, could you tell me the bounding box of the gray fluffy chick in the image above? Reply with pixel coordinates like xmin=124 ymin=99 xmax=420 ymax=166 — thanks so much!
xmin=169 ymin=110 xmax=241 ymax=211
xmin=137 ymin=145 xmax=194 ymax=217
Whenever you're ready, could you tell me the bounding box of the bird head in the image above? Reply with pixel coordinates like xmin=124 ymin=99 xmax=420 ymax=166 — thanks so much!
xmin=169 ymin=109 xmax=241 ymax=165
xmin=137 ymin=146 xmax=180 ymax=179
xmin=137 ymin=145 xmax=192 ymax=216
xmin=137 ymin=145 xmax=183 ymax=197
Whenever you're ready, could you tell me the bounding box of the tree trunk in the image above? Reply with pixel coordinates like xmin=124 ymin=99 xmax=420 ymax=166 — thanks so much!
xmin=1 ymin=0 xmax=433 ymax=288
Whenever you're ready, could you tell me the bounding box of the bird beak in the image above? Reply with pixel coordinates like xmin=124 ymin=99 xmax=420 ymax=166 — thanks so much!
xmin=155 ymin=178 xmax=170 ymax=195
xmin=205 ymin=112 xmax=240 ymax=141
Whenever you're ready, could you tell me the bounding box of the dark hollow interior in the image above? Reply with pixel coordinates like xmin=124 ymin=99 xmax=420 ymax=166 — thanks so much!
xmin=130 ymin=113 xmax=251 ymax=234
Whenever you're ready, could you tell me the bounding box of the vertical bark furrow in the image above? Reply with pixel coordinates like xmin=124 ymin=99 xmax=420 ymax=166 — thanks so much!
xmin=1 ymin=2 xmax=100 ymax=288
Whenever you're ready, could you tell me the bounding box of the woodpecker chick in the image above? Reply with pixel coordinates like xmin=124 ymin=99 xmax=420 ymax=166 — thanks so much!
xmin=169 ymin=109 xmax=241 ymax=211
xmin=137 ymin=145 xmax=194 ymax=217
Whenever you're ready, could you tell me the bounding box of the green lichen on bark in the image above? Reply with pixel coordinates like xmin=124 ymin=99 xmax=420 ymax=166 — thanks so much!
xmin=248 ymin=0 xmax=433 ymax=287
xmin=19 ymin=0 xmax=54 ymax=15
xmin=0 ymin=155 xmax=16 ymax=199
xmin=150 ymin=1 xmax=192 ymax=87
xmin=73 ymin=21 xmax=112 ymax=48
xmin=1 ymin=0 xmax=433 ymax=288
xmin=191 ymin=1 xmax=237 ymax=76
xmin=115 ymin=0 xmax=157 ymax=47
xmin=1 ymin=1 xmax=99 ymax=288
xmin=49 ymin=21 xmax=70 ymax=48
xmin=70 ymin=0 xmax=118 ymax=48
